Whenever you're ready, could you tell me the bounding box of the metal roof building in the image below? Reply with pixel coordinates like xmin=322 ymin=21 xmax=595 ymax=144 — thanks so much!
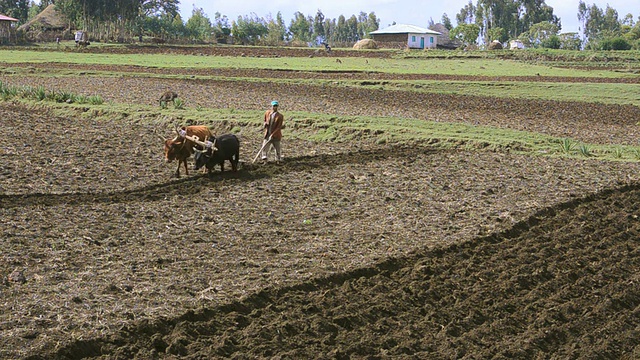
xmin=370 ymin=24 xmax=441 ymax=49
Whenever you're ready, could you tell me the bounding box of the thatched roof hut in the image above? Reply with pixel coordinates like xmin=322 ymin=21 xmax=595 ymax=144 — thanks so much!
xmin=18 ymin=4 xmax=70 ymax=32
xmin=431 ymin=23 xmax=463 ymax=50
xmin=18 ymin=4 xmax=73 ymax=42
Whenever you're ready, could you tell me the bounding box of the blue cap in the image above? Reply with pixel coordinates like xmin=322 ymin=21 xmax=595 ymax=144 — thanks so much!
xmin=271 ymin=100 xmax=279 ymax=106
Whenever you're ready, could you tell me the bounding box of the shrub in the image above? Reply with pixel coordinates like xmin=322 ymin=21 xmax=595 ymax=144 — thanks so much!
xmin=600 ymin=37 xmax=632 ymax=51
xmin=541 ymin=35 xmax=561 ymax=49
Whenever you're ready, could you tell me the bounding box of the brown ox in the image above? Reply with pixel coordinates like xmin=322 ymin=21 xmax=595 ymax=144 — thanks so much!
xmin=162 ymin=125 xmax=214 ymax=177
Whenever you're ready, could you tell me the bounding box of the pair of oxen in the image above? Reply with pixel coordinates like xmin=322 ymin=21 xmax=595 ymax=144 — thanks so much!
xmin=161 ymin=125 xmax=239 ymax=178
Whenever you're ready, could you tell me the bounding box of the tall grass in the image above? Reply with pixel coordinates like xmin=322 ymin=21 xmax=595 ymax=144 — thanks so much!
xmin=0 ymin=81 xmax=103 ymax=105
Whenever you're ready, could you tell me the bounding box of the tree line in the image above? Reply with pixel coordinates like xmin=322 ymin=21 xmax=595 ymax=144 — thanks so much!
xmin=446 ymin=0 xmax=639 ymax=50
xmin=0 ymin=0 xmax=638 ymax=49
xmin=1 ymin=0 xmax=379 ymax=46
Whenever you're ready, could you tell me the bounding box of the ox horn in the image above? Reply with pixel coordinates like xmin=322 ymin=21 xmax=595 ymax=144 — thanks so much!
xmin=174 ymin=125 xmax=187 ymax=139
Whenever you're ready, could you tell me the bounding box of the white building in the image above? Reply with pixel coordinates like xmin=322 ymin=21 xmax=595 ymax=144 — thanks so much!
xmin=370 ymin=24 xmax=441 ymax=49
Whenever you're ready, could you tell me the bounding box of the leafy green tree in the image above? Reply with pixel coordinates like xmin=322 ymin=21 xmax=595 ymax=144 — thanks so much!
xmin=323 ymin=17 xmax=336 ymax=44
xmin=334 ymin=14 xmax=348 ymax=42
xmin=526 ymin=20 xmax=559 ymax=47
xmin=264 ymin=11 xmax=286 ymax=45
xmin=558 ymin=32 xmax=582 ymax=50
xmin=185 ymin=7 xmax=211 ymax=41
xmin=488 ymin=26 xmax=506 ymax=42
xmin=621 ymin=13 xmax=635 ymax=27
xmin=451 ymin=23 xmax=480 ymax=46
xmin=0 ymin=0 xmax=29 ymax=23
xmin=346 ymin=14 xmax=358 ymax=41
xmin=578 ymin=2 xmax=632 ymax=49
xmin=211 ymin=12 xmax=231 ymax=43
xmin=520 ymin=0 xmax=560 ymax=33
xmin=289 ymin=11 xmax=312 ymax=42
xmin=357 ymin=11 xmax=379 ymax=39
xmin=231 ymin=13 xmax=268 ymax=45
xmin=540 ymin=34 xmax=560 ymax=48
xmin=313 ymin=9 xmax=325 ymax=42
xmin=456 ymin=0 xmax=476 ymax=25
xmin=441 ymin=13 xmax=453 ymax=30
xmin=453 ymin=0 xmax=559 ymax=45
xmin=599 ymin=36 xmax=631 ymax=50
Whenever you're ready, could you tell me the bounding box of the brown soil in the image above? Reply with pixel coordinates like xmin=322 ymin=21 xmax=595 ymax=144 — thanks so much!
xmin=2 ymin=51 xmax=640 ymax=359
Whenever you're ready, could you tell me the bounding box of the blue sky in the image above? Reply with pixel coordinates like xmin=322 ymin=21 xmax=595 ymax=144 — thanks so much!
xmin=178 ymin=0 xmax=638 ymax=34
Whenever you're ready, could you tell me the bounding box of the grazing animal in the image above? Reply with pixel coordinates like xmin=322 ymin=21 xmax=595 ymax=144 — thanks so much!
xmin=336 ymin=58 xmax=342 ymax=63
xmin=159 ymin=91 xmax=178 ymax=106
xmin=162 ymin=125 xmax=213 ymax=177
xmin=193 ymin=134 xmax=240 ymax=177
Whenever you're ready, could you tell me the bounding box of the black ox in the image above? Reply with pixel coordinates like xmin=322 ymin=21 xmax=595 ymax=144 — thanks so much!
xmin=193 ymin=134 xmax=240 ymax=177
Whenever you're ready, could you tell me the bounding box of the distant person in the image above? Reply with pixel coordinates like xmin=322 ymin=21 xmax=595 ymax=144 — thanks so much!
xmin=261 ymin=100 xmax=284 ymax=163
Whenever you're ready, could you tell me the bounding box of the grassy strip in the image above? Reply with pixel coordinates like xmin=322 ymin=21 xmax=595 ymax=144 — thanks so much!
xmin=4 ymin=94 xmax=638 ymax=163
xmin=356 ymin=80 xmax=640 ymax=107
xmin=0 ymin=49 xmax=637 ymax=79
xmin=2 ymin=66 xmax=638 ymax=107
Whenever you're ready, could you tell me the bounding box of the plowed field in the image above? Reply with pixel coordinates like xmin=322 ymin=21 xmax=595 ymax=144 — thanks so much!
xmin=2 ymin=47 xmax=640 ymax=359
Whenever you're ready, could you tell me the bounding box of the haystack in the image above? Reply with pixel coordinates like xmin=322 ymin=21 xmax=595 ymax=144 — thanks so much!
xmin=353 ymin=39 xmax=378 ymax=50
xmin=18 ymin=4 xmax=70 ymax=32
xmin=488 ymin=40 xmax=503 ymax=50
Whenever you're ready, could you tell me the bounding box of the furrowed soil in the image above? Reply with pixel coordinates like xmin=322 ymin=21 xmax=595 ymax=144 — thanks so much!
xmin=2 ymin=46 xmax=640 ymax=359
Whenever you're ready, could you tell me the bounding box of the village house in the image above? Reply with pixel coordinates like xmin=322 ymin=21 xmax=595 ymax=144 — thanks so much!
xmin=18 ymin=4 xmax=71 ymax=42
xmin=370 ymin=24 xmax=441 ymax=49
xmin=0 ymin=13 xmax=18 ymax=44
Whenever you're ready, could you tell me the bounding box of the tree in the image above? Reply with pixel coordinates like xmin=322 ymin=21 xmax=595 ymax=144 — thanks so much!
xmin=289 ymin=11 xmax=312 ymax=42
xmin=602 ymin=5 xmax=620 ymax=33
xmin=453 ymin=0 xmax=560 ymax=45
xmin=540 ymin=34 xmax=560 ymax=48
xmin=599 ymin=36 xmax=631 ymax=50
xmin=526 ymin=20 xmax=559 ymax=47
xmin=441 ymin=13 xmax=453 ymax=31
xmin=185 ymin=6 xmax=211 ymax=42
xmin=335 ymin=14 xmax=347 ymax=42
xmin=323 ymin=17 xmax=336 ymax=44
xmin=231 ymin=13 xmax=267 ymax=45
xmin=357 ymin=11 xmax=379 ymax=39
xmin=0 ymin=0 xmax=29 ymax=23
xmin=345 ymin=14 xmax=358 ymax=42
xmin=211 ymin=12 xmax=231 ymax=43
xmin=451 ymin=23 xmax=480 ymax=46
xmin=577 ymin=0 xmax=588 ymax=43
xmin=578 ymin=2 xmax=630 ymax=49
xmin=456 ymin=1 xmax=476 ymax=25
xmin=313 ymin=9 xmax=325 ymax=42
xmin=488 ymin=26 xmax=506 ymax=42
xmin=264 ymin=11 xmax=286 ymax=45
xmin=558 ymin=32 xmax=582 ymax=50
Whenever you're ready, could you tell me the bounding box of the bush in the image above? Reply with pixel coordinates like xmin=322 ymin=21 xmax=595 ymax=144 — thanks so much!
xmin=541 ymin=35 xmax=561 ymax=49
xmin=599 ymin=37 xmax=632 ymax=50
